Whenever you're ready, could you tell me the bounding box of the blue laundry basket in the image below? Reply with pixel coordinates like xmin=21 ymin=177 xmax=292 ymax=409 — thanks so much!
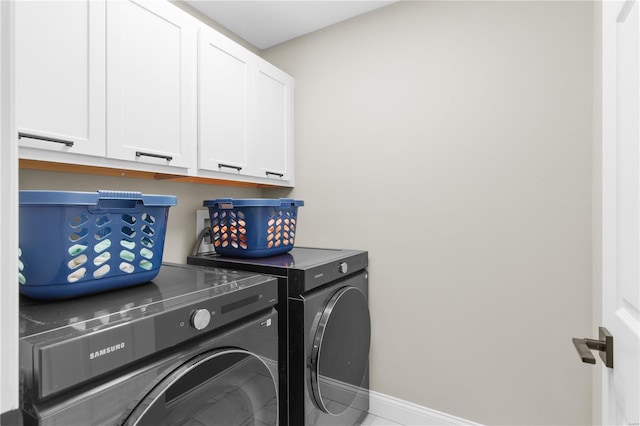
xmin=204 ymin=198 xmax=304 ymax=258
xmin=19 ymin=190 xmax=177 ymax=300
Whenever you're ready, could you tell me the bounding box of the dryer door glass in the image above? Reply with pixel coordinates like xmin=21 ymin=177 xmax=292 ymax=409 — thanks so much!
xmin=122 ymin=349 xmax=278 ymax=426
xmin=310 ymin=285 xmax=371 ymax=415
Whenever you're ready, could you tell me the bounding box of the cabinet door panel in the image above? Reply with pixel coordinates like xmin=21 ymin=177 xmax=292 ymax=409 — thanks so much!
xmin=15 ymin=0 xmax=105 ymax=156
xmin=107 ymin=0 xmax=196 ymax=169
xmin=198 ymin=29 xmax=251 ymax=174
xmin=254 ymin=61 xmax=293 ymax=181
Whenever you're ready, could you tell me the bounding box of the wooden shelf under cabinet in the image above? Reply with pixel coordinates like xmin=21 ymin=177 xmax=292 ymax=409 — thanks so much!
xmin=19 ymin=159 xmax=278 ymax=189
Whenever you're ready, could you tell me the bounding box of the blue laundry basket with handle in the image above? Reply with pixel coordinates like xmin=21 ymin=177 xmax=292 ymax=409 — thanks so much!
xmin=203 ymin=198 xmax=303 ymax=258
xmin=19 ymin=190 xmax=177 ymax=300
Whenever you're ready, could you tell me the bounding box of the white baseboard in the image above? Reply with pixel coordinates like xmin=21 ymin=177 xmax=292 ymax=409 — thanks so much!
xmin=367 ymin=390 xmax=483 ymax=426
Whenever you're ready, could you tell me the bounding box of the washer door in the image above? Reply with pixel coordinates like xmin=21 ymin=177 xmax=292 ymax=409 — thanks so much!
xmin=122 ymin=349 xmax=278 ymax=426
xmin=310 ymin=286 xmax=371 ymax=415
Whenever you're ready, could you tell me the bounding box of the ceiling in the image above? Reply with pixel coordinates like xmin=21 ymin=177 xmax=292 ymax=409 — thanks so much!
xmin=184 ymin=1 xmax=397 ymax=50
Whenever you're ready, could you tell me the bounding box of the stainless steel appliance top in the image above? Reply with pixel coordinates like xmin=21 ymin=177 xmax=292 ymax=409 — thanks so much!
xmin=20 ymin=263 xmax=276 ymax=340
xmin=187 ymin=247 xmax=368 ymax=295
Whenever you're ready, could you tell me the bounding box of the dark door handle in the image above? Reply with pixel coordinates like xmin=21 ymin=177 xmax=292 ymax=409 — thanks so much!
xmin=572 ymin=327 xmax=613 ymax=368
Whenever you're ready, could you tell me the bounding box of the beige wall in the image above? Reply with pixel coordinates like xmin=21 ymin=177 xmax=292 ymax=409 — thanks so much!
xmin=262 ymin=1 xmax=594 ymax=425
xmin=19 ymin=170 xmax=261 ymax=263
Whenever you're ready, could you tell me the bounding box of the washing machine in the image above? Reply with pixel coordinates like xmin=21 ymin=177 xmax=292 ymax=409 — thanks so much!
xmin=188 ymin=247 xmax=371 ymax=426
xmin=19 ymin=263 xmax=280 ymax=426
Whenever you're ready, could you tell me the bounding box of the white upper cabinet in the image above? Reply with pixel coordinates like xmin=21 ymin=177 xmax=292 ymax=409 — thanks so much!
xmin=253 ymin=59 xmax=294 ymax=182
xmin=198 ymin=27 xmax=252 ymax=176
xmin=14 ymin=0 xmax=293 ymax=186
xmin=15 ymin=0 xmax=106 ymax=157
xmin=106 ymin=0 xmax=197 ymax=170
xmin=197 ymin=36 xmax=294 ymax=185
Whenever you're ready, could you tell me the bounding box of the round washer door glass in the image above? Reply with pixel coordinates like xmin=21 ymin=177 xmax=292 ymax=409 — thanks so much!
xmin=310 ymin=286 xmax=371 ymax=415
xmin=123 ymin=349 xmax=278 ymax=426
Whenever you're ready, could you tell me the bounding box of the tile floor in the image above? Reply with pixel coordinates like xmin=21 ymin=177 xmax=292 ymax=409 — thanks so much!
xmin=360 ymin=413 xmax=405 ymax=426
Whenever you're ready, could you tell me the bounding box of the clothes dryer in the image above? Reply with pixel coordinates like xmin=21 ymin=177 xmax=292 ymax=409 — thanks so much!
xmin=20 ymin=263 xmax=279 ymax=426
xmin=188 ymin=247 xmax=370 ymax=426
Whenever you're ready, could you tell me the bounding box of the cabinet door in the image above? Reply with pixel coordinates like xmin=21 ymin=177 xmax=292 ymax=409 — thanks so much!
xmin=107 ymin=0 xmax=196 ymax=169
xmin=253 ymin=60 xmax=294 ymax=182
xmin=198 ymin=27 xmax=252 ymax=176
xmin=15 ymin=0 xmax=106 ymax=157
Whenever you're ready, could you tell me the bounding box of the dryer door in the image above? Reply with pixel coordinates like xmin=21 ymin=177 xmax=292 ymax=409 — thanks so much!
xmin=122 ymin=349 xmax=278 ymax=426
xmin=310 ymin=285 xmax=371 ymax=415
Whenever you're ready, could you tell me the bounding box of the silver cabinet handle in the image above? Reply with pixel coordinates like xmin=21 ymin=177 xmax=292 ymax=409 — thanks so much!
xmin=218 ymin=163 xmax=242 ymax=171
xmin=265 ymin=171 xmax=284 ymax=178
xmin=135 ymin=151 xmax=172 ymax=162
xmin=18 ymin=132 xmax=74 ymax=147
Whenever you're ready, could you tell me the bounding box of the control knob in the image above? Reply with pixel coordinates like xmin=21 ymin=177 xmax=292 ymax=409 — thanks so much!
xmin=191 ymin=309 xmax=211 ymax=331
xmin=338 ymin=262 xmax=348 ymax=274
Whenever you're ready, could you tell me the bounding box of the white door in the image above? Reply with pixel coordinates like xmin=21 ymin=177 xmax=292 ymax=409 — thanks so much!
xmin=198 ymin=27 xmax=252 ymax=176
xmin=601 ymin=1 xmax=640 ymax=424
xmin=15 ymin=0 xmax=106 ymax=157
xmin=107 ymin=0 xmax=196 ymax=169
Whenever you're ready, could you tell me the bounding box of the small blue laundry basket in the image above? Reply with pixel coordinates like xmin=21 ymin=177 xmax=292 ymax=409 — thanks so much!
xmin=204 ymin=198 xmax=304 ymax=258
xmin=19 ymin=190 xmax=177 ymax=300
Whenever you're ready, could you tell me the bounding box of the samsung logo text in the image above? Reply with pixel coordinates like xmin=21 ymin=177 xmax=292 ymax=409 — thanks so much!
xmin=90 ymin=342 xmax=126 ymax=360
